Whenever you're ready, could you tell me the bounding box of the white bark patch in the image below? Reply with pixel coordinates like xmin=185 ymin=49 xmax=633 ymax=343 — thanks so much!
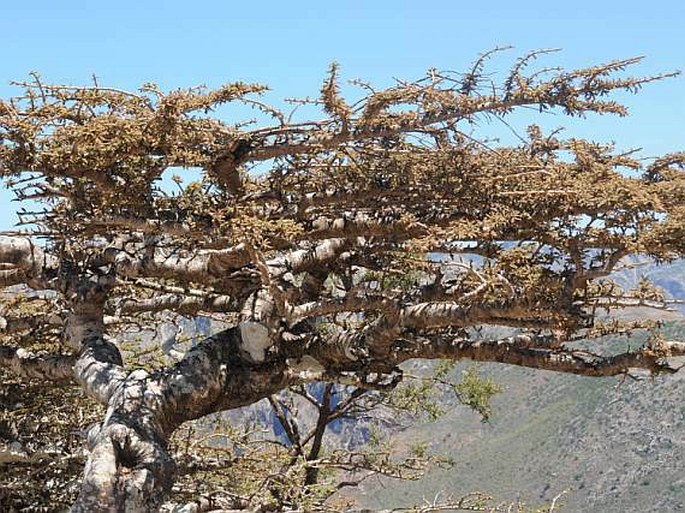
xmin=239 ymin=321 xmax=271 ymax=362
xmin=286 ymin=355 xmax=326 ymax=380
xmin=86 ymin=424 xmax=101 ymax=450
xmin=343 ymin=344 xmax=359 ymax=361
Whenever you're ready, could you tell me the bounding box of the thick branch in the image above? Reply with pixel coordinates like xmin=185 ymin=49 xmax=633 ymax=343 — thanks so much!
xmin=117 ymin=292 xmax=237 ymax=315
xmin=288 ymin=293 xmax=395 ymax=326
xmin=0 ymin=236 xmax=53 ymax=287
xmin=395 ymin=334 xmax=685 ymax=377
xmin=72 ymin=335 xmax=126 ymax=405
xmin=107 ymin=243 xmax=252 ymax=283
xmin=0 ymin=312 xmax=64 ymax=333
xmin=66 ymin=284 xmax=126 ymax=405
xmin=75 ymin=325 xmax=294 ymax=511
xmin=72 ymin=378 xmax=175 ymax=513
xmin=400 ymin=302 xmax=558 ymax=330
xmin=0 ymin=345 xmax=76 ymax=384
xmin=156 ymin=326 xmax=292 ymax=432
xmin=271 ymin=237 xmax=352 ymax=273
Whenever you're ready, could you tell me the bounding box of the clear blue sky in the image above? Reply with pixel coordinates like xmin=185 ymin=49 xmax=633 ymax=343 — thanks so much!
xmin=1 ymin=0 xmax=683 ymax=231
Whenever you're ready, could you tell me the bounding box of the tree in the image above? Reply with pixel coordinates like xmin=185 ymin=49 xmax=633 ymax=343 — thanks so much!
xmin=0 ymin=50 xmax=684 ymax=511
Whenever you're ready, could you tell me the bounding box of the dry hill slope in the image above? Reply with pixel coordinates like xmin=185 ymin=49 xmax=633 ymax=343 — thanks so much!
xmin=354 ymin=318 xmax=685 ymax=513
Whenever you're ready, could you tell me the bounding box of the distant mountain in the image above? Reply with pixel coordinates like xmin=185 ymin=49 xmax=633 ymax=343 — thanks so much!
xmin=611 ymin=259 xmax=685 ymax=314
xmin=148 ymin=260 xmax=685 ymax=511
xmin=352 ymin=320 xmax=685 ymax=513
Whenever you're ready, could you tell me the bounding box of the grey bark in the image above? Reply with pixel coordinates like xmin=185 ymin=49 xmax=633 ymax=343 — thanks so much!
xmin=0 ymin=235 xmax=683 ymax=511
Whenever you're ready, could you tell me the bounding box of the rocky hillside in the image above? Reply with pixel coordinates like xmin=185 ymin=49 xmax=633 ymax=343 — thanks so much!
xmin=352 ymin=319 xmax=685 ymax=513
xmin=207 ymin=260 xmax=685 ymax=512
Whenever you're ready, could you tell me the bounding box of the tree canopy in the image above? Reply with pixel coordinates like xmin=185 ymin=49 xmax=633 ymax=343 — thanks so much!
xmin=0 ymin=50 xmax=684 ymax=511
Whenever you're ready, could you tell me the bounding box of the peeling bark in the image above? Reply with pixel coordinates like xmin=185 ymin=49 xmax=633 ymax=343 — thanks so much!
xmin=117 ymin=292 xmax=237 ymax=315
xmin=0 ymin=345 xmax=75 ymax=383
xmin=1 ymin=233 xmax=683 ymax=511
xmin=0 ymin=236 xmax=50 ymax=276
xmin=107 ymin=243 xmax=252 ymax=283
xmin=1 ymin=61 xmax=684 ymax=511
xmin=0 ymin=312 xmax=64 ymax=333
xmin=390 ymin=334 xmax=685 ymax=377
xmin=71 ymin=324 xmax=292 ymax=511
xmin=0 ymin=236 xmax=54 ymax=287
xmin=72 ymin=374 xmax=175 ymax=512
